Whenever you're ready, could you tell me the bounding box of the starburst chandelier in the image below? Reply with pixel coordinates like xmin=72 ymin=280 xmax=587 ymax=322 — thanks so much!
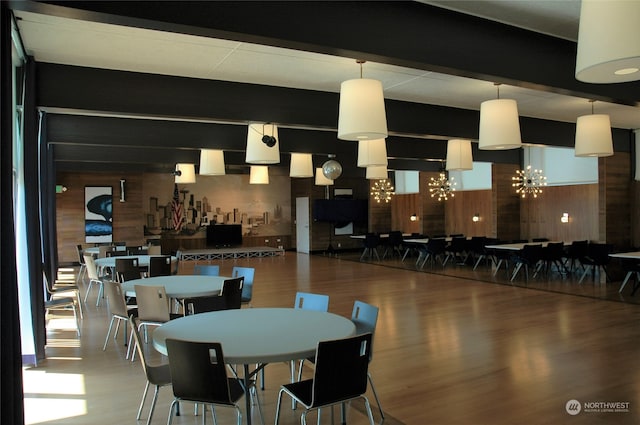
xmin=371 ymin=179 xmax=394 ymax=203
xmin=512 ymin=165 xmax=547 ymax=198
xmin=429 ymin=171 xmax=456 ymax=201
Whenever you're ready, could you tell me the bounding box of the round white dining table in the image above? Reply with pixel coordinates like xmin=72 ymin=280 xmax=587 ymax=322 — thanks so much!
xmin=153 ymin=308 xmax=355 ymax=425
xmin=120 ymin=275 xmax=226 ymax=299
xmin=94 ymin=255 xmax=178 ymax=272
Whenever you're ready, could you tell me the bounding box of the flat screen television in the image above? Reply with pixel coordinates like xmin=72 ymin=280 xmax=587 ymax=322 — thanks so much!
xmin=312 ymin=199 xmax=368 ymax=223
xmin=206 ymin=224 xmax=242 ymax=247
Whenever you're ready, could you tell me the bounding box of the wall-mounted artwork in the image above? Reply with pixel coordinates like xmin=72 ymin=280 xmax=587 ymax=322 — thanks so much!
xmin=85 ymin=186 xmax=113 ymax=243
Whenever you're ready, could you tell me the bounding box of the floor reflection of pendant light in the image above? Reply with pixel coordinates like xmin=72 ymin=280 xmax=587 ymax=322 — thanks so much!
xmin=371 ymin=179 xmax=394 ymax=203
xmin=512 ymin=165 xmax=546 ymax=198
xmin=357 ymin=138 xmax=388 ymax=167
xmin=576 ymin=0 xmax=640 ymax=83
xmin=174 ymin=163 xmax=196 ymax=184
xmin=446 ymin=139 xmax=473 ymax=171
xmin=338 ymin=60 xmax=388 ymax=141
xmin=575 ymin=100 xmax=613 ymax=157
xmin=246 ymin=123 xmax=280 ymax=164
xmin=366 ymin=165 xmax=388 ymax=180
xmin=249 ymin=165 xmax=269 ymax=184
xmin=199 ymin=149 xmax=226 ymax=175
xmin=428 ymin=164 xmax=455 ymax=201
xmin=479 ymin=83 xmax=522 ymax=150
xmin=289 ymin=153 xmax=314 ymax=178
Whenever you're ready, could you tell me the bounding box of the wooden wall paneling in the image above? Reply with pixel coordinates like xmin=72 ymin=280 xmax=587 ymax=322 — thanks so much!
xmin=56 ymin=172 xmax=145 ymax=265
xmin=601 ymin=153 xmax=632 ymax=250
xmin=420 ymin=171 xmax=445 ymax=237
xmin=391 ymin=193 xmax=421 ymax=234
xmin=633 ymin=181 xmax=640 ymax=248
xmin=492 ymin=163 xmax=520 ymax=240
xmin=445 ymin=190 xmax=493 ymax=237
xmin=521 ymin=184 xmax=599 ymax=243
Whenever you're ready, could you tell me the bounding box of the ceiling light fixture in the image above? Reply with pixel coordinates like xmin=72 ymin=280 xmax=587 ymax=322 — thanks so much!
xmin=338 ymin=60 xmax=388 ymax=141
xmin=249 ymin=165 xmax=269 ymax=184
xmin=478 ymin=83 xmax=522 ymax=150
xmin=366 ymin=165 xmax=388 ymax=180
xmin=371 ymin=179 xmax=394 ymax=203
xmin=512 ymin=165 xmax=546 ymax=198
xmin=445 ymin=139 xmax=473 ymax=171
xmin=314 ymin=167 xmax=334 ymax=186
xmin=429 ymin=168 xmax=456 ymax=202
xmin=289 ymin=153 xmax=314 ymax=178
xmin=321 ymin=155 xmax=343 ymax=180
xmin=574 ymin=100 xmax=613 ymax=157
xmin=174 ymin=163 xmax=196 ymax=184
xmin=575 ymin=0 xmax=640 ymax=83
xmin=199 ymin=149 xmax=226 ymax=175
xmin=357 ymin=138 xmax=388 ymax=168
xmin=246 ymin=123 xmax=280 ymax=164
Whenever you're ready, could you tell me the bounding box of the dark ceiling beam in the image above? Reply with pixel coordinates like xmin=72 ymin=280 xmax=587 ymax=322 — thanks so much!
xmin=15 ymin=0 xmax=640 ymax=105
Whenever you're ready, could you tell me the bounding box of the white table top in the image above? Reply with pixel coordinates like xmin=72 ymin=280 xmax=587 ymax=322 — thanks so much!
xmin=610 ymin=251 xmax=640 ymax=259
xmin=83 ymin=246 xmax=127 ymax=255
xmin=121 ymin=275 xmax=225 ymax=299
xmin=94 ymin=255 xmax=177 ymax=269
xmin=485 ymin=241 xmax=564 ymax=251
xmin=152 ymin=308 xmax=356 ymax=364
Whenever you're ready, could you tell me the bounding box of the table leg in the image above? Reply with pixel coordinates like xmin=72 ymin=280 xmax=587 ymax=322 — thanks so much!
xmin=619 ymin=271 xmax=634 ymax=293
xmin=243 ymin=364 xmax=252 ymax=425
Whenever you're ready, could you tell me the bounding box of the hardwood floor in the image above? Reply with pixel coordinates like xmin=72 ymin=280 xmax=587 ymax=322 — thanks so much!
xmin=26 ymin=252 xmax=640 ymax=425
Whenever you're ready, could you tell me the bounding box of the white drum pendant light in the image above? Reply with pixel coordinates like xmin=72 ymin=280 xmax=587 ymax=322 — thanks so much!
xmin=366 ymin=165 xmax=388 ymax=180
xmin=246 ymin=123 xmax=280 ymax=164
xmin=314 ymin=168 xmax=334 ymax=186
xmin=479 ymin=84 xmax=521 ymax=150
xmin=575 ymin=101 xmax=613 ymax=157
xmin=576 ymin=0 xmax=640 ymax=83
xmin=249 ymin=165 xmax=269 ymax=184
xmin=357 ymin=139 xmax=388 ymax=167
xmin=199 ymin=149 xmax=226 ymax=175
xmin=446 ymin=139 xmax=473 ymax=171
xmin=289 ymin=153 xmax=314 ymax=178
xmin=338 ymin=60 xmax=388 ymax=141
xmin=174 ymin=163 xmax=196 ymax=184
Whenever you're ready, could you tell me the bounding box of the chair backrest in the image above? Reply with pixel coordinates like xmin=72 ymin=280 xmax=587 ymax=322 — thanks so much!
xmin=184 ymin=295 xmax=226 ymax=315
xmin=567 ymin=240 xmax=589 ymax=258
xmin=387 ymin=231 xmax=404 ymax=245
xmin=127 ymin=246 xmax=148 ymax=256
xmin=148 ymin=245 xmax=162 ymax=255
xmin=294 ymin=291 xmax=329 ymax=311
xmin=148 ymin=256 xmax=172 ymax=277
xmin=98 ymin=245 xmax=112 ymax=258
xmin=521 ymin=244 xmax=543 ymax=261
xmin=106 ymin=249 xmax=128 ymax=257
xmin=221 ymin=277 xmax=244 ymax=310
xmin=194 ymin=264 xmax=220 ymax=276
xmin=351 ymin=300 xmax=379 ymax=361
xmin=76 ymin=245 xmax=86 ymax=264
xmin=231 ymin=266 xmax=255 ymax=302
xmin=135 ymin=285 xmax=171 ymax=322
xmin=165 ymin=339 xmax=234 ymax=405
xmin=310 ymin=333 xmax=372 ymax=407
xmin=104 ymin=281 xmax=130 ymax=318
xmin=427 ymin=237 xmax=447 ymax=253
xmin=83 ymin=254 xmax=100 ymax=280
xmin=543 ymin=242 xmax=565 ymax=259
xmin=363 ymin=233 xmax=380 ymax=248
xmin=586 ymin=243 xmax=613 ymax=264
xmin=115 ymin=257 xmax=141 ymax=282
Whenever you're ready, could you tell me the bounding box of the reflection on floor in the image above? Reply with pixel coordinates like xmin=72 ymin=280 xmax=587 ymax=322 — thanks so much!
xmin=334 ymin=248 xmax=640 ymax=305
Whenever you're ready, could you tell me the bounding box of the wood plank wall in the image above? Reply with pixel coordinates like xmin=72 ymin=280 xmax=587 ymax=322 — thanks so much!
xmin=492 ymin=163 xmax=521 ymax=240
xmin=601 ymin=152 xmax=632 ymax=250
xmin=56 ymin=172 xmax=146 ymax=264
xmin=445 ymin=190 xmax=493 ymax=237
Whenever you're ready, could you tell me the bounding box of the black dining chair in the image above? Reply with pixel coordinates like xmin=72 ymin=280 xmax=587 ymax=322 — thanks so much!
xmin=275 ymin=333 xmax=376 ymax=425
xmin=165 ymin=338 xmax=263 ymax=425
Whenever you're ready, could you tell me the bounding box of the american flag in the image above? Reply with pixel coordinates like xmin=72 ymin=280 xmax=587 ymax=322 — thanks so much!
xmin=171 ymin=184 xmax=183 ymax=231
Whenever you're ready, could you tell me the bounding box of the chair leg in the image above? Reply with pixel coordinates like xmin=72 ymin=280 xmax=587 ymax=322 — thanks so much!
xmin=274 ymin=389 xmax=285 ymax=425
xmin=167 ymin=399 xmax=178 ymax=425
xmin=103 ymin=316 xmax=116 ymax=351
xmin=146 ymin=385 xmax=161 ymax=425
xmin=136 ymin=381 xmax=150 ymax=420
xmin=367 ymin=372 xmax=385 ymax=421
